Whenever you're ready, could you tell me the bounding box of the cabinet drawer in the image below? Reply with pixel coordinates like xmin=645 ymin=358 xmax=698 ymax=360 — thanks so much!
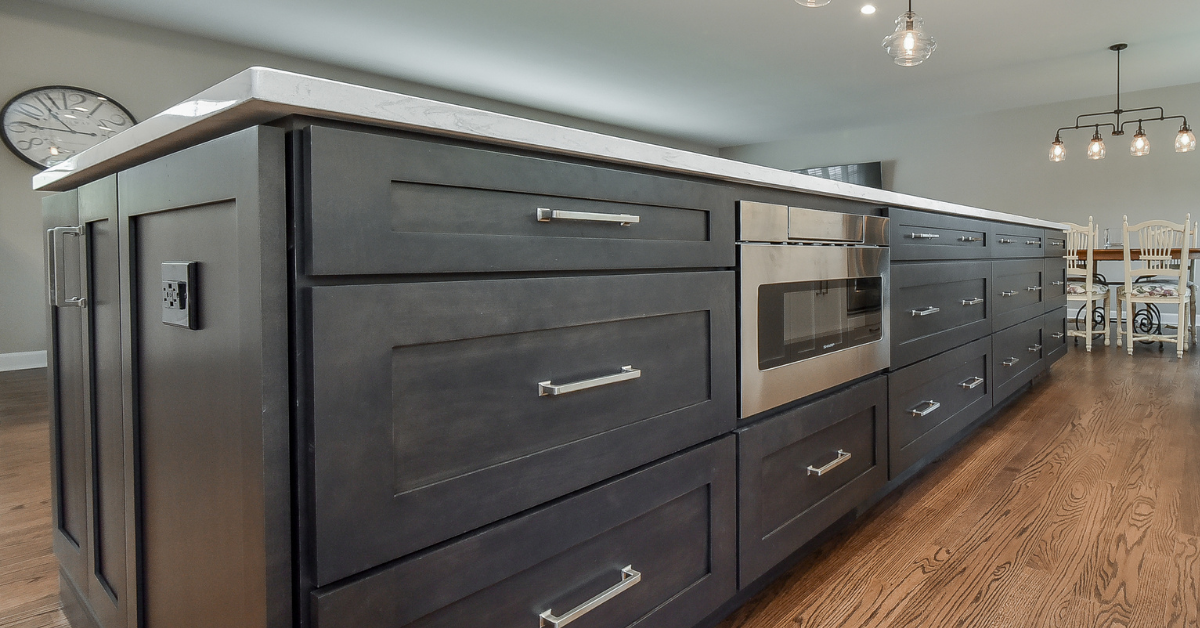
xmin=308 ymin=272 xmax=736 ymax=585
xmin=992 ymin=224 xmax=1045 ymax=258
xmin=1044 ymin=307 xmax=1067 ymax=366
xmin=993 ymin=258 xmax=1046 ymax=330
xmin=1044 ymin=230 xmax=1067 ymax=258
xmin=311 ymin=438 xmax=737 ymax=628
xmin=891 ymin=261 xmax=991 ymax=368
xmin=302 ymin=125 xmax=734 ymax=275
xmin=992 ymin=317 xmax=1044 ymax=402
xmin=888 ymin=208 xmax=989 ymax=261
xmin=888 ymin=337 xmax=991 ymax=479
xmin=1044 ymin=256 xmax=1068 ymax=311
xmin=736 ymin=376 xmax=887 ymax=587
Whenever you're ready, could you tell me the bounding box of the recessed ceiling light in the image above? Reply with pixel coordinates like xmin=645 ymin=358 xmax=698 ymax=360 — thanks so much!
xmin=861 ymin=4 xmax=876 ymax=14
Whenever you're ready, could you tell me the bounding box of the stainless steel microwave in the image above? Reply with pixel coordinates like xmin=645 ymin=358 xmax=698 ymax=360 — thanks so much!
xmin=738 ymin=202 xmax=890 ymax=418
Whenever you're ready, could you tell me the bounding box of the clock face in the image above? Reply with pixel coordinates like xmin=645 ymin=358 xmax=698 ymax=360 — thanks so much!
xmin=2 ymin=86 xmax=136 ymax=169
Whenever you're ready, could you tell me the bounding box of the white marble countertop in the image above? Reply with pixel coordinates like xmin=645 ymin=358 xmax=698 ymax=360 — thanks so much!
xmin=32 ymin=67 xmax=1065 ymax=230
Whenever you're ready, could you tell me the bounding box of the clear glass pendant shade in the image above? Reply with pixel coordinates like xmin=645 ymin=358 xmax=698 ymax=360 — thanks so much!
xmin=1049 ymin=136 xmax=1066 ymax=162
xmin=1087 ymin=131 xmax=1106 ymax=160
xmin=795 ymin=0 xmax=832 ymax=6
xmin=1177 ymin=124 xmax=1196 ymax=153
xmin=882 ymin=12 xmax=936 ymax=66
xmin=1130 ymin=126 xmax=1150 ymax=156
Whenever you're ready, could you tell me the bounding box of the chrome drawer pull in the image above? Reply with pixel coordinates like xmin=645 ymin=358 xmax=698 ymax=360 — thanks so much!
xmin=1051 ymin=332 xmax=1064 ymax=339
xmin=909 ymin=232 xmax=940 ymax=239
xmin=538 ymin=566 xmax=641 ymax=628
xmin=998 ymin=238 xmax=1015 ymax=244
xmin=960 ymin=376 xmax=985 ymax=390
xmin=1051 ymin=281 xmax=1064 ymax=286
xmin=538 ymin=366 xmax=640 ymax=396
xmin=536 ymin=207 xmax=640 ymax=226
xmin=45 ymin=226 xmax=87 ymax=308
xmin=958 ymin=236 xmax=983 ymax=242
xmin=1003 ymin=357 xmax=1020 ymax=367
xmin=961 ymin=297 xmax=984 ymax=306
xmin=807 ymin=450 xmax=851 ymax=476
xmin=909 ymin=400 xmax=941 ymax=417
xmin=1001 ymin=290 xmax=1018 ymax=297
xmin=911 ymin=306 xmax=941 ymax=317
xmin=1026 ymin=286 xmax=1043 ymax=292
xmin=1028 ymin=344 xmax=1042 ymax=352
xmin=1026 ymin=240 xmax=1041 ymax=246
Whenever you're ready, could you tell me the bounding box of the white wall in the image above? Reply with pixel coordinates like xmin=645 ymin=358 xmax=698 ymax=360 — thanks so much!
xmin=0 ymin=0 xmax=718 ymax=358
xmin=723 ymin=83 xmax=1200 ymax=326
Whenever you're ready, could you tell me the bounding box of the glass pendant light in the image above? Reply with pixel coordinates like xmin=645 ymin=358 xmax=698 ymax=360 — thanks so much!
xmin=795 ymin=0 xmax=832 ymax=6
xmin=882 ymin=0 xmax=936 ymax=66
xmin=1130 ymin=124 xmax=1150 ymax=156
xmin=1049 ymin=134 xmax=1066 ymax=162
xmin=1087 ymin=129 xmax=1106 ymax=160
xmin=1177 ymin=123 xmax=1197 ymax=153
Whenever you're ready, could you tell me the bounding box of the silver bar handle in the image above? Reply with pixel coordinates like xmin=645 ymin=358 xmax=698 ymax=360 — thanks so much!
xmin=998 ymin=238 xmax=1015 ymax=244
xmin=1051 ymin=281 xmax=1064 ymax=286
xmin=539 ymin=366 xmax=640 ymax=396
xmin=1000 ymin=290 xmax=1018 ymax=297
xmin=1051 ymin=332 xmax=1064 ymax=339
xmin=1026 ymin=240 xmax=1041 ymax=246
xmin=537 ymin=207 xmax=639 ymax=226
xmin=807 ymin=450 xmax=851 ymax=476
xmin=538 ymin=566 xmax=641 ymax=628
xmin=1026 ymin=285 xmax=1043 ymax=292
xmin=46 ymin=226 xmax=86 ymax=308
xmin=910 ymin=306 xmax=940 ymax=317
xmin=958 ymin=236 xmax=983 ymax=242
xmin=960 ymin=376 xmax=985 ymax=390
xmin=1003 ymin=357 xmax=1020 ymax=367
xmin=1028 ymin=344 xmax=1042 ymax=352
xmin=908 ymin=232 xmax=940 ymax=240
xmin=961 ymin=297 xmax=984 ymax=306
xmin=909 ymin=400 xmax=941 ymax=417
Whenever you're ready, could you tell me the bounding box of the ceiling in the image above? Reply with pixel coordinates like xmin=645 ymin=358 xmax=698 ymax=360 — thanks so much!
xmin=33 ymin=0 xmax=1200 ymax=147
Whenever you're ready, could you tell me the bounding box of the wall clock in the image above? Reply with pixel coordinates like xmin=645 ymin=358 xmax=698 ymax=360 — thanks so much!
xmin=2 ymin=85 xmax=136 ymax=169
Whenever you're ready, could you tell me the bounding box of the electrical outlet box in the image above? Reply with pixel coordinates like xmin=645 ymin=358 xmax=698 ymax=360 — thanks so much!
xmin=162 ymin=261 xmax=199 ymax=329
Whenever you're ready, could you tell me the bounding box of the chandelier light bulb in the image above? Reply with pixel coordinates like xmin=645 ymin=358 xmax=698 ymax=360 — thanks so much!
xmin=1088 ymin=130 xmax=1106 ymax=160
xmin=1130 ymin=125 xmax=1150 ymax=157
xmin=1177 ymin=123 xmax=1196 ymax=153
xmin=882 ymin=4 xmax=935 ymax=66
xmin=1049 ymin=135 xmax=1066 ymax=162
xmin=795 ymin=0 xmax=832 ymax=7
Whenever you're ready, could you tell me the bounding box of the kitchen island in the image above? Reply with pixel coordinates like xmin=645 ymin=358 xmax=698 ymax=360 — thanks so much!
xmin=37 ymin=68 xmax=1066 ymax=628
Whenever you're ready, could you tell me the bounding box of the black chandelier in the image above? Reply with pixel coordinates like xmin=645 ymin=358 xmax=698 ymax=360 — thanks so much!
xmin=1050 ymin=44 xmax=1195 ymax=162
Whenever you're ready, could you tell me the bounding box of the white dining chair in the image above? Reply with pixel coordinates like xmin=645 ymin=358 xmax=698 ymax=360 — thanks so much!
xmin=1116 ymin=214 xmax=1192 ymax=357
xmin=1063 ymin=217 xmax=1109 ymax=351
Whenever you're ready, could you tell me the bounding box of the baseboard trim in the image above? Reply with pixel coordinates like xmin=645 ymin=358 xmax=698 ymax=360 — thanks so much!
xmin=0 ymin=350 xmax=48 ymax=371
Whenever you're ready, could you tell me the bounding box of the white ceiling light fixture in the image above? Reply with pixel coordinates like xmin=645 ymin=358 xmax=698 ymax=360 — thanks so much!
xmin=882 ymin=0 xmax=936 ymax=66
xmin=1050 ymin=44 xmax=1194 ymax=162
xmin=861 ymin=5 xmax=877 ymax=15
xmin=795 ymin=0 xmax=832 ymax=7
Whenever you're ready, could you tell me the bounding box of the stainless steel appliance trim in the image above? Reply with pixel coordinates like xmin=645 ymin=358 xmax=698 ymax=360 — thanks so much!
xmin=739 ymin=243 xmax=890 ymax=418
xmin=536 ymin=207 xmax=639 ymax=226
xmin=538 ymin=566 xmax=641 ymax=628
xmin=909 ymin=400 xmax=941 ymax=416
xmin=538 ymin=366 xmax=640 ymax=396
xmin=738 ymin=201 xmax=789 ymax=243
xmin=787 ymin=206 xmax=864 ymax=243
xmin=807 ymin=450 xmax=851 ymax=476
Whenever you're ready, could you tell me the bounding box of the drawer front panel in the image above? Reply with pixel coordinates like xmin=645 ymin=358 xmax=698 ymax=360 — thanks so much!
xmin=889 ymin=208 xmax=989 ymax=260
xmin=992 ymin=316 xmax=1044 ymax=401
xmin=304 ymin=126 xmax=734 ymax=275
xmin=737 ymin=376 xmax=887 ymax=587
xmin=888 ymin=337 xmax=992 ymax=479
xmin=993 ymin=224 xmax=1045 ymax=258
xmin=1044 ymin=256 xmax=1068 ymax=311
xmin=309 ymin=272 xmax=736 ymax=584
xmin=1044 ymin=307 xmax=1067 ymax=366
xmin=993 ymin=258 xmax=1046 ymax=330
xmin=891 ymin=261 xmax=991 ymax=368
xmin=1044 ymin=231 xmax=1067 ymax=258
xmin=311 ymin=438 xmax=736 ymax=628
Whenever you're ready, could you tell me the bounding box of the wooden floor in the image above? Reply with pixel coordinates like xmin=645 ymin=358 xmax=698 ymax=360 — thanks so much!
xmin=721 ymin=343 xmax=1200 ymax=628
xmin=0 ymin=342 xmax=1196 ymax=628
xmin=0 ymin=368 xmax=68 ymax=628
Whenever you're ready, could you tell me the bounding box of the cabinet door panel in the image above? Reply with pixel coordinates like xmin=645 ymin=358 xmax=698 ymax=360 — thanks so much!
xmin=993 ymin=259 xmax=1046 ymax=330
xmin=890 ymin=261 xmax=991 ymax=368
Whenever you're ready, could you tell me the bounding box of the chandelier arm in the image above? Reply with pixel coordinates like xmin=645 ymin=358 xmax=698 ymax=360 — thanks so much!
xmin=1057 ymin=122 xmax=1118 ymax=135
xmin=1116 ymin=113 xmax=1188 ymax=134
xmin=1075 ymin=110 xmax=1121 ymax=127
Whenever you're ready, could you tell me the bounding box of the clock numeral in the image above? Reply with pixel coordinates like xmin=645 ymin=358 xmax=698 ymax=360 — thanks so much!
xmin=65 ymin=92 xmax=87 ymax=108
xmin=100 ymin=113 xmax=128 ymax=127
xmin=13 ymin=102 xmax=44 ymax=120
xmin=6 ymin=122 xmax=33 ymax=134
xmin=16 ymin=137 xmax=45 ymax=150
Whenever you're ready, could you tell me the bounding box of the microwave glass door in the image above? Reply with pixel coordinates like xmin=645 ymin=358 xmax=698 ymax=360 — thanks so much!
xmin=757 ymin=277 xmax=883 ymax=370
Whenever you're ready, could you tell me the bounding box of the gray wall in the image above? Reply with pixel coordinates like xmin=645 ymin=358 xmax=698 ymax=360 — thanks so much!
xmin=0 ymin=0 xmax=718 ymax=358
